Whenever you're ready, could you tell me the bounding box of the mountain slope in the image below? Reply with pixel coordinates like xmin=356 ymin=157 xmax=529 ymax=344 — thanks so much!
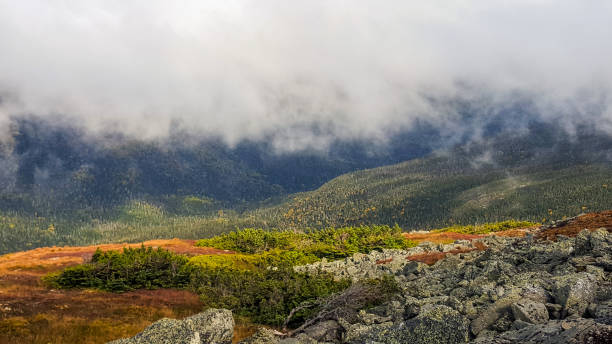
xmin=254 ymin=133 xmax=612 ymax=229
xmin=0 ymin=116 xmax=441 ymax=215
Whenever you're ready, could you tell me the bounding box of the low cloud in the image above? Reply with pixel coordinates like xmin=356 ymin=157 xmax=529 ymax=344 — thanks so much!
xmin=0 ymin=1 xmax=611 ymax=150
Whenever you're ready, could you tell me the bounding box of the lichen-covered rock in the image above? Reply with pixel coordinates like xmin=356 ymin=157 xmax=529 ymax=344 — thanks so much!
xmin=552 ymin=272 xmax=598 ymax=317
xmin=405 ymin=305 xmax=470 ymax=343
xmin=348 ymin=305 xmax=470 ymax=344
xmin=239 ymin=328 xmax=281 ymax=344
xmin=480 ymin=260 xmax=515 ymax=282
xmin=245 ymin=218 xmax=612 ymax=344
xmin=342 ymin=319 xmax=393 ymax=343
xmin=108 ymin=309 xmax=234 ymax=344
xmin=301 ymin=320 xmax=340 ymax=342
xmin=510 ymin=301 xmax=548 ymax=324
xmin=575 ymin=228 xmax=611 ymax=257
xmin=594 ymin=300 xmax=612 ymax=325
xmin=470 ymin=317 xmax=612 ymax=344
xmin=470 ymin=294 xmax=521 ymax=335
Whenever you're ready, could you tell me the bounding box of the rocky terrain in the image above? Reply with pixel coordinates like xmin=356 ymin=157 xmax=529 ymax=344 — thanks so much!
xmin=263 ymin=227 xmax=611 ymax=343
xmin=108 ymin=309 xmax=235 ymax=344
xmin=112 ymin=214 xmax=612 ymax=344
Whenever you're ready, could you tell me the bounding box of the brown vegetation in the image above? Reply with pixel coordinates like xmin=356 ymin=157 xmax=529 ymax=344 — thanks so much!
xmin=402 ymin=231 xmax=484 ymax=244
xmin=402 ymin=226 xmax=536 ymax=244
xmin=0 ymin=239 xmax=245 ymax=344
xmin=536 ymin=210 xmax=612 ymax=240
xmin=405 ymin=242 xmax=488 ymax=266
xmin=375 ymin=258 xmax=394 ymax=265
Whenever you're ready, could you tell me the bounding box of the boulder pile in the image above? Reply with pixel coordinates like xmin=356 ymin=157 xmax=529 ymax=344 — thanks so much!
xmin=110 ymin=225 xmax=612 ymax=344
xmin=108 ymin=308 xmax=234 ymax=344
xmin=276 ymin=228 xmax=612 ymax=343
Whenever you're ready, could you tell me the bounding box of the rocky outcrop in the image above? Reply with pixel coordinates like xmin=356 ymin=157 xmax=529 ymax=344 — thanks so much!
xmin=471 ymin=317 xmax=611 ymax=344
xmin=293 ymin=240 xmax=485 ymax=281
xmin=108 ymin=308 xmax=234 ymax=344
xmin=265 ymin=228 xmax=612 ymax=344
xmin=510 ymin=301 xmax=548 ymax=324
xmin=552 ymin=272 xmax=598 ymax=317
xmin=344 ymin=304 xmax=470 ymax=344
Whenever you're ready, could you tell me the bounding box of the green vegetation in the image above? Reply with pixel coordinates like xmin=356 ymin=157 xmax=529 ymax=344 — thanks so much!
xmin=2 ymin=128 xmax=611 ymax=256
xmin=189 ymin=250 xmax=321 ymax=271
xmin=46 ymin=225 xmax=413 ymax=326
xmin=46 ymin=246 xmax=350 ymax=327
xmin=0 ymin=207 xmax=268 ymax=255
xmin=45 ymin=246 xmax=193 ymax=292
xmin=189 ymin=266 xmax=350 ymax=326
xmin=118 ymin=201 xmax=166 ymax=224
xmin=3 ymin=159 xmax=609 ymax=255
xmin=431 ymin=220 xmax=538 ymax=235
xmin=196 ymin=225 xmax=416 ymax=259
xmin=253 ymin=160 xmax=612 ymax=230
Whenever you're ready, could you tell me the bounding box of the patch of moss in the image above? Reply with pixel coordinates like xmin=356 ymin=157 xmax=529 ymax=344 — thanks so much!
xmin=432 ymin=220 xmax=537 ymax=235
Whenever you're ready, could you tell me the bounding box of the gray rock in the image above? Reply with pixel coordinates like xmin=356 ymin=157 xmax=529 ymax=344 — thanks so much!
xmin=594 ymin=300 xmax=612 ymax=324
xmin=279 ymin=333 xmax=320 ymax=344
xmin=575 ymin=228 xmax=611 ymax=257
xmin=349 ymin=305 xmax=470 ymax=344
xmin=403 ymin=305 xmax=471 ymax=344
xmin=545 ymin=303 xmax=563 ymax=320
xmin=510 ymin=301 xmax=548 ymax=324
xmin=471 ymin=317 xmax=612 ymax=344
xmin=401 ymin=261 xmax=427 ymax=275
xmin=279 ymin=216 xmax=612 ymax=344
xmin=470 ymin=293 xmax=521 ymax=335
xmin=108 ymin=309 xmax=234 ymax=344
xmin=481 ymin=260 xmax=515 ymax=282
xmin=552 ymin=272 xmax=598 ymax=317
xmin=510 ymin=320 xmax=530 ymax=330
xmin=239 ymin=328 xmax=281 ymax=344
xmin=519 ymin=284 xmax=550 ymax=304
xmin=301 ymin=320 xmax=340 ymax=342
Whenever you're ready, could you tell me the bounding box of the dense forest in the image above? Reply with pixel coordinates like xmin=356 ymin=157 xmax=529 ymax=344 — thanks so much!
xmin=0 ymin=116 xmax=440 ymax=213
xmin=0 ymin=115 xmax=611 ymax=254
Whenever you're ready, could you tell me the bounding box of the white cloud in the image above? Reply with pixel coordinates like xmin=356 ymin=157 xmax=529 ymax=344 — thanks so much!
xmin=0 ymin=1 xmax=611 ymax=148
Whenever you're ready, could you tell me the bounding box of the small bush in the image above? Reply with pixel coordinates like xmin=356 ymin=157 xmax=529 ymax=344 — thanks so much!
xmin=47 ymin=246 xmax=350 ymax=327
xmin=189 ymin=249 xmax=320 ymax=272
xmin=49 ymin=225 xmax=415 ymax=328
xmin=190 ymin=266 xmax=350 ymax=326
xmin=196 ymin=228 xmax=297 ymax=254
xmin=46 ymin=246 xmax=192 ymax=292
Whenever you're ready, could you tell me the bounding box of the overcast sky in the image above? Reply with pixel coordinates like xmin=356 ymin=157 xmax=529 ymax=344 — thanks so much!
xmin=0 ymin=1 xmax=611 ymax=148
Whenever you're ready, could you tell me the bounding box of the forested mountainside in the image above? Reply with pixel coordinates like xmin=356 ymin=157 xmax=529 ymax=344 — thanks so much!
xmin=0 ymin=117 xmax=611 ymax=255
xmin=0 ymin=116 xmax=440 ymax=215
xmin=0 ymin=109 xmax=593 ymax=217
xmin=254 ymin=127 xmax=612 ymax=229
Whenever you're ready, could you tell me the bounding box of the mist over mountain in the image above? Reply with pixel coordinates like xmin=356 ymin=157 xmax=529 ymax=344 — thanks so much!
xmin=0 ymin=115 xmax=438 ymax=211
xmin=3 ymin=3 xmax=612 ymax=344
xmin=1 ymin=1 xmax=611 ymax=149
xmin=0 ymin=0 xmax=611 ymax=249
xmin=1 ymin=109 xmax=610 ymax=218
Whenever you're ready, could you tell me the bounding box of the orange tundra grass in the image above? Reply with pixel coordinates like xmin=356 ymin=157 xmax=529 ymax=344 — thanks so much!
xmin=0 ymin=239 xmax=256 ymax=344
